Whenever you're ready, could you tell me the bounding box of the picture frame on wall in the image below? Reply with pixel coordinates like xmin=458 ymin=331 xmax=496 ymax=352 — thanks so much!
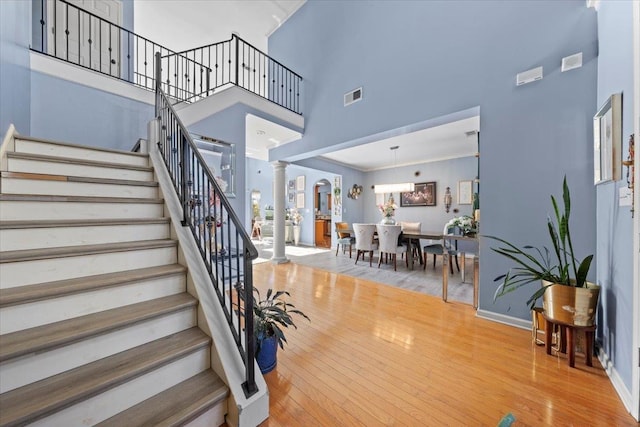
xmin=296 ymin=175 xmax=306 ymax=191
xmin=288 ymin=192 xmax=295 ymax=203
xmin=400 ymin=182 xmax=436 ymax=207
xmin=458 ymin=180 xmax=473 ymax=205
xmin=594 ymin=92 xmax=622 ymax=185
xmin=296 ymin=192 xmax=305 ymax=209
xmin=288 ymin=180 xmax=295 ymax=191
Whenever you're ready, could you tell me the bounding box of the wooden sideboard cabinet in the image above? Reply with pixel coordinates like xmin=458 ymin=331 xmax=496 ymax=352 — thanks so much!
xmin=315 ymin=219 xmax=331 ymax=248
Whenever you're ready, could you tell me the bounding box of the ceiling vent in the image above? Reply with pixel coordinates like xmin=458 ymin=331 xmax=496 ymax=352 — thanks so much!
xmin=516 ymin=66 xmax=543 ymax=86
xmin=561 ymin=52 xmax=583 ymax=72
xmin=344 ymin=87 xmax=363 ymax=106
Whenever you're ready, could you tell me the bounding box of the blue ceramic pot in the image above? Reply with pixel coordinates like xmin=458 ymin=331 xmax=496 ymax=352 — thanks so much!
xmin=256 ymin=335 xmax=278 ymax=374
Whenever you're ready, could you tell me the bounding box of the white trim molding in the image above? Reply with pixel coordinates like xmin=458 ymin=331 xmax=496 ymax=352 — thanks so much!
xmin=598 ymin=348 xmax=636 ymax=417
xmin=476 ymin=309 xmax=531 ymax=331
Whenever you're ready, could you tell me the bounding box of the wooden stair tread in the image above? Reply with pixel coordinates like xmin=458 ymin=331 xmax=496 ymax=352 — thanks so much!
xmin=0 ymin=171 xmax=159 ymax=187
xmin=0 ymin=239 xmax=177 ymax=263
xmin=0 ymin=217 xmax=170 ymax=230
xmin=97 ymin=370 xmax=228 ymax=427
xmin=14 ymin=135 xmax=149 ymax=159
xmin=0 ymin=264 xmax=186 ymax=307
xmin=0 ymin=194 xmax=163 ymax=203
xmin=0 ymin=328 xmax=210 ymax=427
xmin=7 ymin=151 xmax=154 ymax=172
xmin=0 ymin=293 xmax=197 ymax=362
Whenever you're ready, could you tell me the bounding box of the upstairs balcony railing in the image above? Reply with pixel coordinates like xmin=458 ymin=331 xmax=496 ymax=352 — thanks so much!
xmin=168 ymin=35 xmax=303 ymax=114
xmin=32 ymin=0 xmax=303 ymax=113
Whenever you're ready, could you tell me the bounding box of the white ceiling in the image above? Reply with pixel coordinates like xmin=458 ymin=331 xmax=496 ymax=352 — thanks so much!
xmin=134 ymin=0 xmax=306 ymax=53
xmin=320 ymin=116 xmax=480 ymax=171
xmin=135 ymin=1 xmax=479 ymax=170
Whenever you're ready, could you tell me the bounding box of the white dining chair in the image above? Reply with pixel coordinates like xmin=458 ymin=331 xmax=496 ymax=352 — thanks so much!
xmin=376 ymin=224 xmax=407 ymax=271
xmin=353 ymin=223 xmax=378 ymax=266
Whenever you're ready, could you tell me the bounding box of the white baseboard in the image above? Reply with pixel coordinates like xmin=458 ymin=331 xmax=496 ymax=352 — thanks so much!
xmin=597 ymin=348 xmax=636 ymax=418
xmin=476 ymin=309 xmax=531 ymax=330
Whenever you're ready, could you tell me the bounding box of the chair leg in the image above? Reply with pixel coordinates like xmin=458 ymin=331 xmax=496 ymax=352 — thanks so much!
xmin=449 ymin=256 xmax=454 ymax=274
xmin=393 ymin=254 xmax=397 ymax=271
xmin=369 ymin=250 xmax=373 ymax=267
xmin=454 ymin=255 xmax=460 ymax=272
xmin=355 ymin=250 xmax=361 ymax=264
xmin=349 ymin=245 xmax=352 ymax=258
xmin=433 ymin=254 xmax=436 ymax=269
xmin=423 ymin=253 xmax=427 ymax=270
xmin=378 ymin=252 xmax=383 ymax=268
xmin=336 ymin=244 xmax=339 ymax=256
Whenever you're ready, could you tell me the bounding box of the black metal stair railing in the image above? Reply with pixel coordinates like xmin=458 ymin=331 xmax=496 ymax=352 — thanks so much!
xmin=166 ymin=34 xmax=303 ymax=114
xmin=154 ymin=52 xmax=259 ymax=398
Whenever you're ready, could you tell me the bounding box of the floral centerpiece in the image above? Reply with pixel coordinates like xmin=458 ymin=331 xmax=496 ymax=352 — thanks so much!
xmin=446 ymin=215 xmax=477 ymax=236
xmin=289 ymin=208 xmax=304 ymax=226
xmin=378 ymin=196 xmax=398 ymax=224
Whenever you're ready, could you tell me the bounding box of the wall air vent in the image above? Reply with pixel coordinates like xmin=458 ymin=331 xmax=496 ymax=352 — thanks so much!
xmin=516 ymin=66 xmax=543 ymax=86
xmin=561 ymin=52 xmax=583 ymax=72
xmin=344 ymin=87 xmax=363 ymax=106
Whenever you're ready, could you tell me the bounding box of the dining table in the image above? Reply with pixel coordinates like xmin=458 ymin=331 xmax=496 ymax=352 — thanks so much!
xmin=339 ymin=225 xmax=478 ymax=309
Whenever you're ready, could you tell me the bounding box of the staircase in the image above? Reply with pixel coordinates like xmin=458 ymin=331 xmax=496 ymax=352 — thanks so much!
xmin=0 ymin=134 xmax=229 ymax=426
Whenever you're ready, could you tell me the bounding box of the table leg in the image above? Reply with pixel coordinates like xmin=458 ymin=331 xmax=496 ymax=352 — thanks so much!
xmin=460 ymin=252 xmax=466 ymax=282
xmin=473 ymin=256 xmax=479 ymax=309
xmin=407 ymin=240 xmax=414 ymax=270
xmin=442 ymin=252 xmax=449 ymax=302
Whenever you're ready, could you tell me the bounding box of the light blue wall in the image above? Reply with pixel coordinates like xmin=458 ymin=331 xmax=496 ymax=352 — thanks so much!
xmin=360 ymin=157 xmax=477 ymax=226
xmin=1 ymin=0 xmax=142 ymax=146
xmin=189 ymin=104 xmax=249 ymax=224
xmin=595 ymin=0 xmax=634 ymax=392
xmin=269 ymin=0 xmax=598 ymax=321
xmin=30 ymin=72 xmax=153 ymax=150
xmin=1 ymin=0 xmax=32 ymax=136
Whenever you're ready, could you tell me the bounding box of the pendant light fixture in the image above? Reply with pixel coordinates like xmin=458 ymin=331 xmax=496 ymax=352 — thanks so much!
xmin=374 ymin=146 xmax=415 ymax=194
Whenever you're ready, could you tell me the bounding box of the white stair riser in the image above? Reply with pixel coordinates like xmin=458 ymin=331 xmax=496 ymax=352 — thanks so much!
xmin=1 ymin=246 xmax=177 ymax=288
xmin=6 ymin=157 xmax=154 ymax=181
xmin=29 ymin=348 xmax=210 ymax=427
xmin=184 ymin=404 xmax=226 ymax=427
xmin=0 ymin=274 xmax=186 ymax=334
xmin=0 ymin=200 xmax=164 ymax=221
xmin=15 ymin=140 xmax=149 ymax=167
xmin=0 ymin=308 xmax=197 ymax=393
xmin=0 ymin=223 xmax=170 ymax=251
xmin=1 ymin=178 xmax=158 ymax=199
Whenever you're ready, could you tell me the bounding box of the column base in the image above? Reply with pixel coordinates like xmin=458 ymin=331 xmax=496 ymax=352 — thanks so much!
xmin=270 ymin=257 xmax=290 ymax=265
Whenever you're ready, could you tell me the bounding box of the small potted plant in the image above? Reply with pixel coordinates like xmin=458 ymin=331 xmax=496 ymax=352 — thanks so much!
xmin=488 ymin=177 xmax=598 ymax=326
xmin=238 ymin=287 xmax=309 ymax=374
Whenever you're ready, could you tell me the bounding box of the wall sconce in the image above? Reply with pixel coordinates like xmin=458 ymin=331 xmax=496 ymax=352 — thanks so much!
xmin=622 ymin=134 xmax=635 ymax=217
xmin=444 ymin=187 xmax=452 ymax=213
xmin=347 ymin=184 xmax=363 ymax=199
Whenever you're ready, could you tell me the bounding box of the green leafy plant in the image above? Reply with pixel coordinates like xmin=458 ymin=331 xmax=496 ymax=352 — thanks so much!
xmin=239 ymin=287 xmax=310 ymax=353
xmin=487 ymin=176 xmax=593 ymax=308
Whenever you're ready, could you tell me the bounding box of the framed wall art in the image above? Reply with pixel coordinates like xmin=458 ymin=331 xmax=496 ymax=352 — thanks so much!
xmin=296 ymin=175 xmax=306 ymax=191
xmin=400 ymin=182 xmax=436 ymax=207
xmin=594 ymin=93 xmax=622 ymax=185
xmin=458 ymin=180 xmax=473 ymax=205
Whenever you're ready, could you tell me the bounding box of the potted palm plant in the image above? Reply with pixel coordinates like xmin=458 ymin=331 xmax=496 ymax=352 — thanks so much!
xmin=488 ymin=177 xmax=599 ymax=326
xmin=238 ymin=287 xmax=309 ymax=374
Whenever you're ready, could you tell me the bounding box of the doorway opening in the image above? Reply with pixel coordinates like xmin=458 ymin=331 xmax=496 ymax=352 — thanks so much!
xmin=314 ymin=179 xmax=332 ymax=248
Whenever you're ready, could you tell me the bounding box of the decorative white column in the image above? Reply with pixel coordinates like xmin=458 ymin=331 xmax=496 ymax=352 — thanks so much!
xmin=270 ymin=161 xmax=289 ymax=264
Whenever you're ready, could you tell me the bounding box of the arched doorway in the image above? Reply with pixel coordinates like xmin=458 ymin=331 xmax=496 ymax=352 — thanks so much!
xmin=314 ymin=179 xmax=332 ymax=248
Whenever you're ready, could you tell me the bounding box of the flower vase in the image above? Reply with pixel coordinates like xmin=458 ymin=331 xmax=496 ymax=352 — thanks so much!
xmin=293 ymin=225 xmax=301 ymax=245
xmin=380 ymin=216 xmax=396 ymax=225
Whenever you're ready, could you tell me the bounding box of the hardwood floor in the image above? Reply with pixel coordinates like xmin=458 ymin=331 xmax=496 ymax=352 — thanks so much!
xmin=253 ymin=261 xmax=636 ymax=426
